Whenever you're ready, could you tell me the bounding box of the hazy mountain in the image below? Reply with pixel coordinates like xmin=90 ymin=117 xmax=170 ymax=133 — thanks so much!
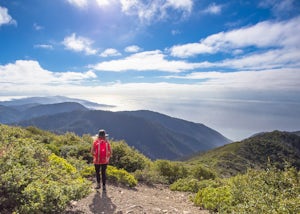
xmin=21 ymin=102 xmax=88 ymax=120
xmin=0 ymin=102 xmax=88 ymax=124
xmin=122 ymin=110 xmax=231 ymax=148
xmin=292 ymin=131 xmax=300 ymax=136
xmin=0 ymin=95 xmax=114 ymax=109
xmin=0 ymin=105 xmax=20 ymax=123
xmin=17 ymin=109 xmax=230 ymax=160
xmin=187 ymin=130 xmax=300 ymax=177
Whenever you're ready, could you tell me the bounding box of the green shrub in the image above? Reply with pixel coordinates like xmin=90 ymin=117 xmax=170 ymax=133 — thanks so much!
xmin=170 ymin=178 xmax=201 ymax=192
xmin=170 ymin=178 xmax=222 ymax=193
xmin=191 ymin=164 xmax=216 ymax=180
xmin=194 ymin=166 xmax=300 ymax=213
xmin=107 ymin=165 xmax=138 ymax=187
xmin=197 ymin=179 xmax=223 ymax=190
xmin=134 ymin=166 xmax=168 ymax=185
xmin=194 ymin=185 xmax=233 ymax=213
xmin=229 ymin=167 xmax=300 ymax=213
xmin=0 ymin=125 xmax=91 ymax=214
xmin=110 ymin=141 xmax=151 ymax=172
xmin=154 ymin=160 xmax=189 ymax=184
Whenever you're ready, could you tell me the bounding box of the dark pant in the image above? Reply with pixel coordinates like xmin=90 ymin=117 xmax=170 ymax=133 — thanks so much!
xmin=94 ymin=164 xmax=107 ymax=185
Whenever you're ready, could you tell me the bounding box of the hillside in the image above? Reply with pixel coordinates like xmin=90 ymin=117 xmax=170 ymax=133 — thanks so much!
xmin=187 ymin=130 xmax=300 ymax=177
xmin=123 ymin=110 xmax=230 ymax=148
xmin=17 ymin=109 xmax=230 ymax=160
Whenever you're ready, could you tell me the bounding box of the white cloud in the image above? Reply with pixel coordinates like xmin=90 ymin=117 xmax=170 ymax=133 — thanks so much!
xmin=0 ymin=6 xmax=16 ymax=26
xmin=165 ymin=0 xmax=193 ymax=12
xmin=34 ymin=44 xmax=54 ymax=50
xmin=171 ymin=30 xmax=181 ymax=35
xmin=0 ymin=60 xmax=96 ymax=85
xmin=65 ymin=0 xmax=193 ymax=23
xmin=169 ymin=68 xmax=300 ymax=91
xmin=220 ymin=48 xmax=300 ymax=70
xmin=55 ymin=70 xmax=96 ymax=82
xmin=62 ymin=33 xmax=97 ymax=55
xmin=95 ymin=0 xmax=111 ymax=7
xmin=259 ymin=0 xmax=295 ymax=17
xmin=92 ymin=50 xmax=207 ymax=72
xmin=120 ymin=0 xmax=193 ymax=23
xmin=125 ymin=45 xmax=141 ymax=53
xmin=202 ymin=3 xmax=222 ymax=15
xmin=100 ymin=48 xmax=121 ymax=57
xmin=66 ymin=0 xmax=88 ymax=8
xmin=169 ymin=42 xmax=215 ymax=58
xmin=90 ymin=17 xmax=300 ymax=74
xmin=33 ymin=23 xmax=43 ymax=31
xmin=170 ymin=16 xmax=300 ymax=57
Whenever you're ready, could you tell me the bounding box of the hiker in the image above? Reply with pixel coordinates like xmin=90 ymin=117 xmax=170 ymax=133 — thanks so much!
xmin=91 ymin=129 xmax=112 ymax=190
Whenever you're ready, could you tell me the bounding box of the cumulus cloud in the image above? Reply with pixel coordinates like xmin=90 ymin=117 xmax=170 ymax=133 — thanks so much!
xmin=0 ymin=60 xmax=96 ymax=85
xmin=170 ymin=16 xmax=300 ymax=57
xmin=66 ymin=0 xmax=193 ymax=22
xmin=92 ymin=50 xmax=208 ymax=72
xmin=202 ymin=3 xmax=222 ymax=15
xmin=100 ymin=48 xmax=121 ymax=57
xmin=125 ymin=45 xmax=141 ymax=53
xmin=62 ymin=33 xmax=97 ymax=55
xmin=0 ymin=6 xmax=16 ymax=26
xmin=120 ymin=0 xmax=193 ymax=22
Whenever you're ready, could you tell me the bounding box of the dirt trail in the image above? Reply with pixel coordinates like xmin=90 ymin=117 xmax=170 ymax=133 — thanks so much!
xmin=65 ymin=183 xmax=209 ymax=214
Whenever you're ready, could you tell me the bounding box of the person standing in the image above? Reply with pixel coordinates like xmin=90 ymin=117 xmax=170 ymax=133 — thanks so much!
xmin=91 ymin=129 xmax=112 ymax=190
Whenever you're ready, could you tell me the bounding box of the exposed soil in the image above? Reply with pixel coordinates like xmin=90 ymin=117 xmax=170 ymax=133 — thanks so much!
xmin=65 ymin=183 xmax=209 ymax=214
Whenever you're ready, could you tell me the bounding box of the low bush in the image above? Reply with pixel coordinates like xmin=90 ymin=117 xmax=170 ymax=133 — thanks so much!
xmin=194 ymin=166 xmax=300 ymax=213
xmin=109 ymin=141 xmax=151 ymax=172
xmin=154 ymin=160 xmax=189 ymax=184
xmin=170 ymin=178 xmax=201 ymax=192
xmin=134 ymin=166 xmax=168 ymax=185
xmin=191 ymin=164 xmax=216 ymax=180
xmin=107 ymin=165 xmax=138 ymax=187
xmin=194 ymin=185 xmax=233 ymax=213
xmin=170 ymin=177 xmax=222 ymax=193
xmin=0 ymin=131 xmax=91 ymax=214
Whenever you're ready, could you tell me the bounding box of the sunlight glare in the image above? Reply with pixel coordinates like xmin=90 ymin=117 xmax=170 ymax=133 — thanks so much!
xmin=96 ymin=0 xmax=111 ymax=7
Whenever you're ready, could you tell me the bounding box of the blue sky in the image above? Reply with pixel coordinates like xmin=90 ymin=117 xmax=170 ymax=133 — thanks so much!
xmin=1 ymin=0 xmax=300 ymax=140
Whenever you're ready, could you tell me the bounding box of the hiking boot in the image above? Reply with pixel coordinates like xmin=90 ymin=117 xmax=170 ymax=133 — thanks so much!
xmin=102 ymin=185 xmax=106 ymax=191
xmin=95 ymin=183 xmax=101 ymax=189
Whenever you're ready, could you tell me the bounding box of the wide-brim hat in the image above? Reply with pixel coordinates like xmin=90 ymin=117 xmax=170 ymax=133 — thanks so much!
xmin=98 ymin=129 xmax=108 ymax=137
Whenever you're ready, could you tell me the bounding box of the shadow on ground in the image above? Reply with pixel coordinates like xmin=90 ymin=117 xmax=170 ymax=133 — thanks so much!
xmin=89 ymin=190 xmax=117 ymax=214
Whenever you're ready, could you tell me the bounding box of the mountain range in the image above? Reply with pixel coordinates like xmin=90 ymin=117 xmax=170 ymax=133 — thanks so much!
xmin=0 ymin=96 xmax=231 ymax=160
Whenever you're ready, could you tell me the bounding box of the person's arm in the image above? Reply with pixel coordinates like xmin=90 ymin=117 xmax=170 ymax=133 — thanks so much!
xmin=108 ymin=143 xmax=112 ymax=157
xmin=91 ymin=141 xmax=94 ymax=155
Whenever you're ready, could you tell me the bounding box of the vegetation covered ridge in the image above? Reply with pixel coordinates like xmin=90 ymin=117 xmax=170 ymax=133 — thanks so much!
xmin=1 ymin=124 xmax=299 ymax=213
xmin=187 ymin=130 xmax=300 ymax=177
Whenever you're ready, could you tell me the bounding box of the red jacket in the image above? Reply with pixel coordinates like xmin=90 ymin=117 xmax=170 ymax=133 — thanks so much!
xmin=92 ymin=138 xmax=111 ymax=164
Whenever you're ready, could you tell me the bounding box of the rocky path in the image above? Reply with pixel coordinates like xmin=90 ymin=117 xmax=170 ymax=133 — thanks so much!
xmin=65 ymin=183 xmax=209 ymax=214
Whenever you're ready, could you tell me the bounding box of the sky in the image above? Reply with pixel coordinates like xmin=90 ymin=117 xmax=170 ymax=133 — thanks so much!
xmin=0 ymin=0 xmax=300 ymax=141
